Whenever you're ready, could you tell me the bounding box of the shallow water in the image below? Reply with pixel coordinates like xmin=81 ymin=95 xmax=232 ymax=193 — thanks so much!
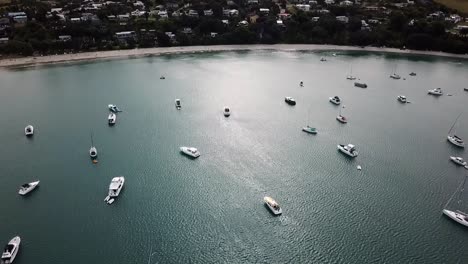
xmin=1 ymin=50 xmax=468 ymax=263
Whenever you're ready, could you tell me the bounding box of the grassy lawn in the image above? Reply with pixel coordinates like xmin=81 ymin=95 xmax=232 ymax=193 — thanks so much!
xmin=435 ymin=0 xmax=468 ymax=14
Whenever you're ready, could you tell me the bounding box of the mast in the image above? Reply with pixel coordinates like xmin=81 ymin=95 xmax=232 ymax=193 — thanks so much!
xmin=91 ymin=132 xmax=94 ymax=147
xmin=448 ymin=112 xmax=462 ymax=135
xmin=444 ymin=174 xmax=467 ymax=209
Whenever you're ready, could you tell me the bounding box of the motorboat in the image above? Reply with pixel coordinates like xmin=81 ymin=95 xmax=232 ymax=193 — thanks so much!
xmin=320 ymin=57 xmax=326 ymax=62
xmin=108 ymin=104 xmax=121 ymax=113
xmin=357 ymin=165 xmax=362 ymax=170
xmin=336 ymin=115 xmax=347 ymax=123
xmin=223 ymin=106 xmax=231 ymax=117
xmin=285 ymin=97 xmax=296 ymax=105
xmin=397 ymin=95 xmax=407 ymax=103
xmin=24 ymin=125 xmax=33 ymax=136
xmin=428 ymin=88 xmax=443 ymax=96
xmin=160 ymin=76 xmax=165 ymax=79
xmin=180 ymin=146 xmax=200 ymax=158
xmin=450 ymin=156 xmax=467 ymax=166
xmin=337 ymin=144 xmax=358 ymax=157
xmin=329 ymin=96 xmax=341 ymax=105
xmin=104 ymin=176 xmax=125 ymax=204
xmin=448 ymin=135 xmax=465 ymax=148
xmin=390 ymin=73 xmax=401 ymax=79
xmin=409 ymin=72 xmax=417 ymax=76
xmin=108 ymin=113 xmax=116 ymax=125
xmin=302 ymin=126 xmax=317 ymax=134
xmin=18 ymin=181 xmax=40 ymax=196
xmin=264 ymin=196 xmax=282 ymax=215
xmin=354 ymin=82 xmax=367 ymax=88
xmin=464 ymin=88 xmax=468 ymax=92
xmin=443 ymin=209 xmax=468 ymax=227
xmin=346 ymin=75 xmax=356 ymax=80
xmin=1 ymin=236 xmax=20 ymax=264
xmin=300 ymin=81 xmax=303 ymax=87
xmin=175 ymin=99 xmax=181 ymax=110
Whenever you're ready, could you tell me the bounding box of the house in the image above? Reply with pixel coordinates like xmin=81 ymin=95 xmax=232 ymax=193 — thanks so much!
xmin=259 ymin=8 xmax=270 ymax=15
xmin=336 ymin=16 xmax=349 ymax=23
xmin=222 ymin=19 xmax=229 ymax=25
xmin=7 ymin=12 xmax=26 ymax=18
xmin=368 ymin=19 xmax=380 ymax=24
xmin=229 ymin=9 xmax=239 ymax=17
xmin=182 ymin=27 xmax=193 ymax=34
xmin=204 ymin=9 xmax=213 ymax=16
xmin=340 ymin=0 xmax=353 ymax=6
xmin=172 ymin=11 xmax=182 ymax=17
xmin=0 ymin=17 xmax=10 ymax=25
xmin=238 ymin=20 xmax=248 ymax=26
xmin=312 ymin=16 xmax=320 ymax=22
xmin=210 ymin=32 xmax=218 ymax=37
xmin=107 ymin=15 xmax=117 ymax=21
xmin=278 ymin=13 xmax=291 ymax=20
xmin=131 ymin=10 xmax=146 ymax=17
xmin=58 ymin=35 xmax=72 ymax=42
xmin=115 ymin=31 xmax=136 ymax=43
xmin=361 ymin=20 xmax=370 ymax=30
xmin=296 ymin=4 xmax=310 ymax=11
xmin=276 ymin=20 xmax=284 ymax=26
xmin=70 ymin=17 xmax=81 ymax=23
xmin=118 ymin=14 xmax=130 ymax=21
xmin=324 ymin=0 xmax=334 ymax=4
xmin=317 ymin=9 xmax=330 ymax=14
xmin=13 ymin=15 xmax=27 ymax=24
xmin=158 ymin=10 xmax=169 ymax=19
xmin=134 ymin=1 xmax=145 ymax=8
xmin=0 ymin=37 xmax=8 ymax=44
xmin=166 ymin=2 xmax=179 ymax=9
xmin=309 ymin=0 xmax=318 ymax=5
xmin=187 ymin=10 xmax=199 ymax=17
xmin=248 ymin=0 xmax=259 ymax=3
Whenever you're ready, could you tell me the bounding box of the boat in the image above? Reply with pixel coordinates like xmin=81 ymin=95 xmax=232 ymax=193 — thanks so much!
xmin=428 ymin=88 xmax=443 ymax=96
xmin=320 ymin=57 xmax=326 ymax=62
xmin=24 ymin=125 xmax=33 ymax=136
xmin=223 ymin=106 xmax=231 ymax=117
xmin=175 ymin=99 xmax=181 ymax=110
xmin=285 ymin=97 xmax=296 ymax=105
xmin=108 ymin=113 xmax=116 ymax=125
xmin=300 ymin=81 xmax=303 ymax=87
xmin=160 ymin=76 xmax=165 ymax=79
xmin=409 ymin=72 xmax=417 ymax=76
xmin=302 ymin=126 xmax=318 ymax=134
xmin=89 ymin=133 xmax=97 ymax=159
xmin=108 ymin=104 xmax=121 ymax=113
xmin=464 ymin=88 xmax=468 ymax=92
xmin=346 ymin=65 xmax=356 ymax=80
xmin=390 ymin=73 xmax=401 ymax=79
xmin=329 ymin=96 xmax=341 ymax=105
xmin=18 ymin=181 xmax=40 ymax=196
xmin=447 ymin=113 xmax=465 ymax=148
xmin=337 ymin=144 xmax=358 ymax=157
xmin=397 ymin=95 xmax=407 ymax=103
xmin=104 ymin=176 xmax=125 ymax=204
xmin=357 ymin=165 xmax=362 ymax=170
xmin=180 ymin=146 xmax=200 ymax=158
xmin=442 ymin=174 xmax=468 ymax=227
xmin=354 ymin=82 xmax=367 ymax=88
xmin=1 ymin=236 xmax=20 ymax=264
xmin=336 ymin=105 xmax=347 ymax=123
xmin=264 ymin=196 xmax=282 ymax=215
xmin=450 ymin=156 xmax=467 ymax=166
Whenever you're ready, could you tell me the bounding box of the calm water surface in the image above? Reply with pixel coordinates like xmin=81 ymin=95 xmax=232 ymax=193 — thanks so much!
xmin=1 ymin=51 xmax=468 ymax=263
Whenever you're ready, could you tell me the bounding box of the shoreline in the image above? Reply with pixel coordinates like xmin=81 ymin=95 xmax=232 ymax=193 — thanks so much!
xmin=1 ymin=44 xmax=468 ymax=69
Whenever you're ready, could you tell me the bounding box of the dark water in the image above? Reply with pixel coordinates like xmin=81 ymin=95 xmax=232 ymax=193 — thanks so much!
xmin=1 ymin=50 xmax=468 ymax=263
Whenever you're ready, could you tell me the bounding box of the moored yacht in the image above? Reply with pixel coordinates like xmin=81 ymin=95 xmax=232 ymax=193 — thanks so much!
xmin=108 ymin=113 xmax=116 ymax=125
xmin=24 ymin=125 xmax=33 ymax=137
xmin=443 ymin=209 xmax=468 ymax=227
xmin=89 ymin=147 xmax=97 ymax=159
xmin=223 ymin=106 xmax=231 ymax=117
xmin=285 ymin=97 xmax=296 ymax=105
xmin=175 ymin=99 xmax=181 ymax=110
xmin=448 ymin=135 xmax=465 ymax=148
xmin=428 ymin=88 xmax=443 ymax=96
xmin=409 ymin=72 xmax=417 ymax=76
xmin=1 ymin=236 xmax=20 ymax=264
xmin=354 ymin=82 xmax=367 ymax=88
xmin=320 ymin=57 xmax=326 ymax=62
xmin=18 ymin=181 xmax=40 ymax=196
xmin=450 ymin=156 xmax=467 ymax=166
xmin=397 ymin=95 xmax=407 ymax=103
xmin=329 ymin=96 xmax=341 ymax=105
xmin=264 ymin=196 xmax=282 ymax=215
xmin=336 ymin=115 xmax=347 ymax=123
xmin=346 ymin=75 xmax=356 ymax=80
xmin=180 ymin=146 xmax=200 ymax=158
xmin=390 ymin=73 xmax=401 ymax=79
xmin=104 ymin=176 xmax=125 ymax=204
xmin=337 ymin=144 xmax=358 ymax=157
xmin=302 ymin=126 xmax=318 ymax=134
xmin=108 ymin=104 xmax=121 ymax=113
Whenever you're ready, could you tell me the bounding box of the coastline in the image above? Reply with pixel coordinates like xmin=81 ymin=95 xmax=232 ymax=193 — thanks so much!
xmin=1 ymin=44 xmax=468 ymax=69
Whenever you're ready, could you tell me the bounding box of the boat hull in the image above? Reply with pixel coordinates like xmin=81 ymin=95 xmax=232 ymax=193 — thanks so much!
xmin=443 ymin=209 xmax=468 ymax=227
xmin=302 ymin=127 xmax=317 ymax=134
xmin=337 ymin=145 xmax=358 ymax=158
xmin=24 ymin=126 xmax=34 ymax=136
xmin=450 ymin=157 xmax=467 ymax=166
xmin=329 ymin=97 xmax=341 ymax=105
xmin=180 ymin=147 xmax=200 ymax=158
xmin=1 ymin=236 xmax=20 ymax=264
xmin=448 ymin=136 xmax=465 ymax=148
xmin=264 ymin=197 xmax=282 ymax=215
xmin=108 ymin=177 xmax=125 ymax=198
xmin=336 ymin=116 xmax=347 ymax=123
xmin=18 ymin=181 xmax=40 ymax=196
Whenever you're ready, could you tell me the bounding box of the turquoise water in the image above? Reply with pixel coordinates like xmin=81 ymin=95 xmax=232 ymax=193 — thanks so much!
xmin=1 ymin=50 xmax=468 ymax=263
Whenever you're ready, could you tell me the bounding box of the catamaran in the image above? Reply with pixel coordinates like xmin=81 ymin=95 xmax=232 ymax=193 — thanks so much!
xmin=447 ymin=113 xmax=465 ymax=148
xmin=1 ymin=236 xmax=20 ymax=264
xmin=104 ymin=176 xmax=125 ymax=205
xmin=442 ymin=174 xmax=468 ymax=227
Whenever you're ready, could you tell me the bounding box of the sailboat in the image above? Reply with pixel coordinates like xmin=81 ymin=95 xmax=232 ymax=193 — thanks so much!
xmin=447 ymin=113 xmax=465 ymax=148
xmin=390 ymin=65 xmax=401 ymax=79
xmin=442 ymin=174 xmax=468 ymax=227
xmin=336 ymin=105 xmax=347 ymax=123
xmin=302 ymin=107 xmax=318 ymax=134
xmin=89 ymin=133 xmax=98 ymax=160
xmin=346 ymin=65 xmax=356 ymax=80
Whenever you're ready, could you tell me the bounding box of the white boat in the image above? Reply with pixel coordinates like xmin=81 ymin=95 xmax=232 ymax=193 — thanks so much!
xmin=302 ymin=126 xmax=317 ymax=134
xmin=337 ymin=144 xmax=358 ymax=157
xmin=447 ymin=113 xmax=465 ymax=148
xmin=357 ymin=165 xmax=362 ymax=170
xmin=105 ymin=176 xmax=125 ymax=204
xmin=320 ymin=57 xmax=326 ymax=62
xmin=180 ymin=146 xmax=200 ymax=158
xmin=89 ymin=133 xmax=97 ymax=159
xmin=300 ymin=81 xmax=303 ymax=87
xmin=390 ymin=73 xmax=401 ymax=79
xmin=336 ymin=105 xmax=347 ymax=123
xmin=223 ymin=106 xmax=231 ymax=117
xmin=24 ymin=125 xmax=33 ymax=136
xmin=354 ymin=82 xmax=367 ymax=88
xmin=18 ymin=181 xmax=40 ymax=196
xmin=108 ymin=113 xmax=116 ymax=125
xmin=428 ymin=88 xmax=443 ymax=96
xmin=264 ymin=196 xmax=282 ymax=215
xmin=285 ymin=97 xmax=296 ymax=105
xmin=450 ymin=156 xmax=467 ymax=166
xmin=443 ymin=209 xmax=468 ymax=227
xmin=346 ymin=65 xmax=356 ymax=80
xmin=397 ymin=95 xmax=407 ymax=103
xmin=329 ymin=96 xmax=341 ymax=105
xmin=1 ymin=236 xmax=20 ymax=264
xmin=108 ymin=104 xmax=121 ymax=113
xmin=175 ymin=99 xmax=181 ymax=110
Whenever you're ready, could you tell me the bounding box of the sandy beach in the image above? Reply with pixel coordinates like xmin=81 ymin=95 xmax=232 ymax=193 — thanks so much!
xmin=1 ymin=44 xmax=467 ymax=69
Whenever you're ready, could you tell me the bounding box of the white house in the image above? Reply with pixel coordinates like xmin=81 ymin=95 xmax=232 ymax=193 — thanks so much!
xmin=259 ymin=8 xmax=270 ymax=15
xmin=58 ymin=35 xmax=72 ymax=42
xmin=204 ymin=9 xmax=213 ymax=16
xmin=336 ymin=16 xmax=349 ymax=23
xmin=296 ymin=4 xmax=310 ymax=11
xmin=188 ymin=10 xmax=199 ymax=17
